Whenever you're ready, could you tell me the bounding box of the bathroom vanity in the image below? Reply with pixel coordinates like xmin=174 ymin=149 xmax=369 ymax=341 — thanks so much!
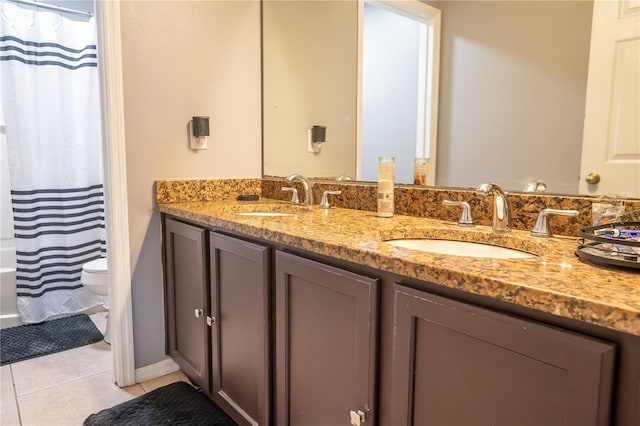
xmin=159 ymin=199 xmax=640 ymax=426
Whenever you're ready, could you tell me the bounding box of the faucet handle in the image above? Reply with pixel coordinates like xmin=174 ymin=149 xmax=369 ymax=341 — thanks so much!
xmin=443 ymin=200 xmax=475 ymax=227
xmin=320 ymin=190 xmax=342 ymax=209
xmin=281 ymin=187 xmax=299 ymax=205
xmin=531 ymin=208 xmax=579 ymax=237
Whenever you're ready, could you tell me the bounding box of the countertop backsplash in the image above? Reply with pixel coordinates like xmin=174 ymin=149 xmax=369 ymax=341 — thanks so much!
xmin=262 ymin=178 xmax=640 ymax=237
xmin=155 ymin=177 xmax=639 ymax=238
xmin=155 ymin=178 xmax=262 ymax=204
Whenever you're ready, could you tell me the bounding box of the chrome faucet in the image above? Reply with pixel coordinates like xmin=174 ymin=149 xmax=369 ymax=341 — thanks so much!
xmin=525 ymin=179 xmax=548 ymax=193
xmin=476 ymin=182 xmax=510 ymax=232
xmin=285 ymin=174 xmax=314 ymax=205
xmin=336 ymin=174 xmax=353 ymax=181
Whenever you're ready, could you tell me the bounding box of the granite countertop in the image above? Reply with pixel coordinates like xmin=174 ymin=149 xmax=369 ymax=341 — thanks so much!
xmin=157 ymin=199 xmax=640 ymax=336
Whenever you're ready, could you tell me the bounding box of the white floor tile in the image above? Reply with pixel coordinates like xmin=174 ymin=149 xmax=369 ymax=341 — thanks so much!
xmin=1 ymin=365 xmax=20 ymax=426
xmin=88 ymin=311 xmax=108 ymax=336
xmin=17 ymin=371 xmax=144 ymax=426
xmin=139 ymin=370 xmax=192 ymax=393
xmin=11 ymin=341 xmax=112 ymax=396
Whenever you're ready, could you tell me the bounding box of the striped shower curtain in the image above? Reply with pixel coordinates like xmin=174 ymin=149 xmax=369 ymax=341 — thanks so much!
xmin=1 ymin=2 xmax=106 ymax=323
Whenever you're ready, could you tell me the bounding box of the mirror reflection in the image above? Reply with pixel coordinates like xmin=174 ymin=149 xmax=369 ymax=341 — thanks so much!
xmin=263 ymin=0 xmax=599 ymax=194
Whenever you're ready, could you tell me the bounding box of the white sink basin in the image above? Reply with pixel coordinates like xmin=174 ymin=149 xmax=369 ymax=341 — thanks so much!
xmin=386 ymin=239 xmax=535 ymax=259
xmin=236 ymin=212 xmax=296 ymax=217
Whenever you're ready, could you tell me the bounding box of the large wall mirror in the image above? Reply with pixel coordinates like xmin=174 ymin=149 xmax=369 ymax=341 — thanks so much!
xmin=262 ymin=0 xmax=640 ymax=197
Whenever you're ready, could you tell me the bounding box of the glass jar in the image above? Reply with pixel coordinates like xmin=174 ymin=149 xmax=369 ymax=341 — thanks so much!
xmin=377 ymin=156 xmax=395 ymax=217
xmin=413 ymin=157 xmax=430 ymax=186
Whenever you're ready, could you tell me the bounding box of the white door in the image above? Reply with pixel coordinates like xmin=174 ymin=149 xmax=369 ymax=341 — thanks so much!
xmin=579 ymin=0 xmax=640 ymax=197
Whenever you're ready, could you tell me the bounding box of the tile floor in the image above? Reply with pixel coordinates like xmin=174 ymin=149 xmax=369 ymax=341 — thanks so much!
xmin=0 ymin=312 xmax=190 ymax=426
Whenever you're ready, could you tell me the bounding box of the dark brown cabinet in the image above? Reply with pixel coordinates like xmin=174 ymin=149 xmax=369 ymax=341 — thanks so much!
xmin=274 ymin=251 xmax=379 ymax=426
xmin=209 ymin=232 xmax=270 ymax=426
xmin=163 ymin=218 xmax=210 ymax=393
xmin=163 ymin=222 xmax=271 ymax=425
xmin=390 ymin=284 xmax=616 ymax=426
xmin=162 ymin=215 xmax=634 ymax=425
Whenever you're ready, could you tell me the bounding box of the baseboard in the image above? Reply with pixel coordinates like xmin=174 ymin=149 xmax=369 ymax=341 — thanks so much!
xmin=134 ymin=358 xmax=180 ymax=383
xmin=0 ymin=314 xmax=23 ymax=329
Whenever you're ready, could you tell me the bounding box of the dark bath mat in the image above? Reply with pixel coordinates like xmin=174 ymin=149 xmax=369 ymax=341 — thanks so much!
xmin=84 ymin=381 xmax=238 ymax=426
xmin=0 ymin=313 xmax=104 ymax=365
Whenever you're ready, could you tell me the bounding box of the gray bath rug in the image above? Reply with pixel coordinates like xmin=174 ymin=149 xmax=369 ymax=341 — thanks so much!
xmin=83 ymin=381 xmax=238 ymax=426
xmin=0 ymin=313 xmax=104 ymax=365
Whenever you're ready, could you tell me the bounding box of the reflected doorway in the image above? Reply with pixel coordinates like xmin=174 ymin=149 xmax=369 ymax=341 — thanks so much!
xmin=358 ymin=0 xmax=440 ymax=184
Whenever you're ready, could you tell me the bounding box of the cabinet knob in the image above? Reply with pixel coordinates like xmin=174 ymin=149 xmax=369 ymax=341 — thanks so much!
xmin=350 ymin=410 xmax=366 ymax=426
xmin=585 ymin=172 xmax=601 ymax=185
xmin=206 ymin=316 xmax=216 ymax=327
xmin=194 ymin=308 xmax=203 ymax=318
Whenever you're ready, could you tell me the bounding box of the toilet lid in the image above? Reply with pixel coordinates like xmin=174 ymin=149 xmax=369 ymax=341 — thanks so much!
xmin=83 ymin=258 xmax=108 ymax=274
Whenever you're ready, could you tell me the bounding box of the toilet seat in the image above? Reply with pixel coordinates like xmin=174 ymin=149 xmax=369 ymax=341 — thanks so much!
xmin=83 ymin=257 xmax=108 ymax=274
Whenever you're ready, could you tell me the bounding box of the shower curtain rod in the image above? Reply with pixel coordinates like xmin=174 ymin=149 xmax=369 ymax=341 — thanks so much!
xmin=10 ymin=0 xmax=94 ymax=17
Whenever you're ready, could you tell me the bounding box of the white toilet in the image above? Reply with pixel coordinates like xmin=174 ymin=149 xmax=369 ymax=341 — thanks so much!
xmin=81 ymin=257 xmax=110 ymax=343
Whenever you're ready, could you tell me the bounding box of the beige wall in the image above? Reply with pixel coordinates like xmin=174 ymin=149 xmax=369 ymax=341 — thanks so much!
xmin=120 ymin=0 xmax=261 ymax=367
xmin=428 ymin=0 xmax=593 ymax=193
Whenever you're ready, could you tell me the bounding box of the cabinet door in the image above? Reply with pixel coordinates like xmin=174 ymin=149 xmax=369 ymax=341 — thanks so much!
xmin=391 ymin=284 xmax=615 ymax=426
xmin=275 ymin=251 xmax=379 ymax=426
xmin=164 ymin=218 xmax=210 ymax=393
xmin=210 ymin=232 xmax=270 ymax=426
